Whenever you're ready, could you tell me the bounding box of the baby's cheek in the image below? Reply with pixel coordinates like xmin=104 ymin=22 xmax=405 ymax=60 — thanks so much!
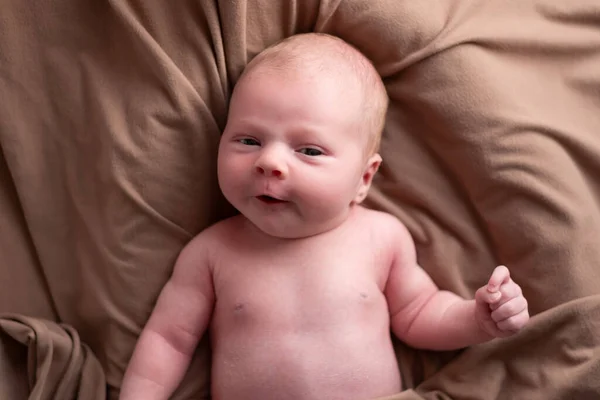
xmin=310 ymin=180 xmax=354 ymax=209
xmin=222 ymin=161 xmax=248 ymax=185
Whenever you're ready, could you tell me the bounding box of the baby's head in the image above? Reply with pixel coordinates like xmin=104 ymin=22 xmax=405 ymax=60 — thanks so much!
xmin=237 ymin=33 xmax=388 ymax=157
xmin=218 ymin=33 xmax=388 ymax=238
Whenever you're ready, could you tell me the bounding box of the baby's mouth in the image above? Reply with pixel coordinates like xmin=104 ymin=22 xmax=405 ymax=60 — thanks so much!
xmin=257 ymin=195 xmax=287 ymax=204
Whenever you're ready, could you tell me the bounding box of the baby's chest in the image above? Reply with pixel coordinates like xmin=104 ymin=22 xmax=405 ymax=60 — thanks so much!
xmin=211 ymin=245 xmax=389 ymax=329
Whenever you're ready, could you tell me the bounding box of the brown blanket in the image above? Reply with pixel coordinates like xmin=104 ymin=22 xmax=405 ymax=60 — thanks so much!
xmin=1 ymin=0 xmax=599 ymax=399
xmin=0 ymin=315 xmax=106 ymax=400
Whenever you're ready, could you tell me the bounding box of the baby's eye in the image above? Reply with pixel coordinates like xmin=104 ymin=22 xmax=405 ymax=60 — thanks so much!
xmin=239 ymin=138 xmax=260 ymax=146
xmin=298 ymin=148 xmax=323 ymax=156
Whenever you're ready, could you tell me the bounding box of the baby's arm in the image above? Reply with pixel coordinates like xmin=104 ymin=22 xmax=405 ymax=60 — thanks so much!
xmin=120 ymin=234 xmax=215 ymax=400
xmin=384 ymin=221 xmax=528 ymax=350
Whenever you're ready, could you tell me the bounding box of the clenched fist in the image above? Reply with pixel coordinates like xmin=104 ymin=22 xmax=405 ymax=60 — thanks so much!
xmin=475 ymin=265 xmax=529 ymax=338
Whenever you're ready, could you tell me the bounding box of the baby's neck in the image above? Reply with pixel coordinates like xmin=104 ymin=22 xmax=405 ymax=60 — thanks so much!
xmin=241 ymin=205 xmax=363 ymax=243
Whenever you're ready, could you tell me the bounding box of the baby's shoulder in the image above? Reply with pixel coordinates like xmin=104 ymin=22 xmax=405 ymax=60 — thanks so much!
xmin=356 ymin=207 xmax=406 ymax=234
xmin=354 ymin=207 xmax=414 ymax=248
xmin=186 ymin=215 xmax=244 ymax=250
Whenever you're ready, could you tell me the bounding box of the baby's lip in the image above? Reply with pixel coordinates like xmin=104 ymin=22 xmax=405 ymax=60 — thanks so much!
xmin=256 ymin=194 xmax=288 ymax=204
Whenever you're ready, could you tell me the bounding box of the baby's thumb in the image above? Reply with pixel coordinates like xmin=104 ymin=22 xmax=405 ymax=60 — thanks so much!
xmin=476 ymin=285 xmax=501 ymax=305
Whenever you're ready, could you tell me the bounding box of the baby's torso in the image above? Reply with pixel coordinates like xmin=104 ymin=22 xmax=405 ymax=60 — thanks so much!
xmin=207 ymin=208 xmax=402 ymax=400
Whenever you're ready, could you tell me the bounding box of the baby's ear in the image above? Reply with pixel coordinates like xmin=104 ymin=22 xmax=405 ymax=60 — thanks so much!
xmin=353 ymin=153 xmax=382 ymax=204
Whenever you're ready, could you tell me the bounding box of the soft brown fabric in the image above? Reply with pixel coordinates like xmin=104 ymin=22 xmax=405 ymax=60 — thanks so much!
xmin=1 ymin=0 xmax=599 ymax=399
xmin=0 ymin=314 xmax=106 ymax=400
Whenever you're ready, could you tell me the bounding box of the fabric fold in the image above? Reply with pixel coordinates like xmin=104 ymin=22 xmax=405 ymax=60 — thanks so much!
xmin=0 ymin=314 xmax=106 ymax=400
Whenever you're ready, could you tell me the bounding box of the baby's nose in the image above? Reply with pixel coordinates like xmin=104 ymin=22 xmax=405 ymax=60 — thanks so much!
xmin=255 ymin=165 xmax=284 ymax=178
xmin=255 ymin=149 xmax=288 ymax=179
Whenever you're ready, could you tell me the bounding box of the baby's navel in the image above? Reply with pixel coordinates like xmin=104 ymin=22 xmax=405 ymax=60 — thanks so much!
xmin=360 ymin=292 xmax=368 ymax=299
xmin=234 ymin=303 xmax=244 ymax=312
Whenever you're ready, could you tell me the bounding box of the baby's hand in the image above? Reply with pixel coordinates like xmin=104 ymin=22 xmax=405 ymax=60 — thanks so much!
xmin=475 ymin=265 xmax=529 ymax=338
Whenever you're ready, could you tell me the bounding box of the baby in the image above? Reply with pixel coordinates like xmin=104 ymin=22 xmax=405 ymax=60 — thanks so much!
xmin=120 ymin=33 xmax=529 ymax=400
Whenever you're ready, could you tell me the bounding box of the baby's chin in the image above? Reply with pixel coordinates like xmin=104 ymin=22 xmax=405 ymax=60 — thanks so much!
xmin=248 ymin=216 xmax=346 ymax=240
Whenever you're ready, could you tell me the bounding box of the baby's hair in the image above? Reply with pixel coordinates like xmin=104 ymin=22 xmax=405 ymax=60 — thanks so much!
xmin=238 ymin=33 xmax=388 ymax=156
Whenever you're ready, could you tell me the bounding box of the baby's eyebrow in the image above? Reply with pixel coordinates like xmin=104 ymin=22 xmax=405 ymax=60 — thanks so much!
xmin=232 ymin=118 xmax=265 ymax=132
xmin=287 ymin=125 xmax=327 ymax=142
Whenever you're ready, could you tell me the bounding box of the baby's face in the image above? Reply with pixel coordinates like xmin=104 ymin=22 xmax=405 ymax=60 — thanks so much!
xmin=217 ymin=68 xmax=371 ymax=238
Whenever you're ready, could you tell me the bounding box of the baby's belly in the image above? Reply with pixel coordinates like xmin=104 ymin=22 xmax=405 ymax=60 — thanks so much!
xmin=209 ymin=295 xmax=401 ymax=400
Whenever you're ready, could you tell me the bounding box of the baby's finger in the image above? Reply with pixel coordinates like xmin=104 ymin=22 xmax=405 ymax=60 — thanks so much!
xmin=489 ymin=281 xmax=523 ymax=311
xmin=496 ymin=308 xmax=530 ymax=334
xmin=475 ymin=285 xmax=502 ymax=305
xmin=487 ymin=265 xmax=510 ymax=293
xmin=491 ymin=296 xmax=528 ymax=322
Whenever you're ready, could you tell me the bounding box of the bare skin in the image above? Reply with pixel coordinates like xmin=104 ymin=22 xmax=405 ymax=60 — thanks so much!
xmin=209 ymin=208 xmax=401 ymax=399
